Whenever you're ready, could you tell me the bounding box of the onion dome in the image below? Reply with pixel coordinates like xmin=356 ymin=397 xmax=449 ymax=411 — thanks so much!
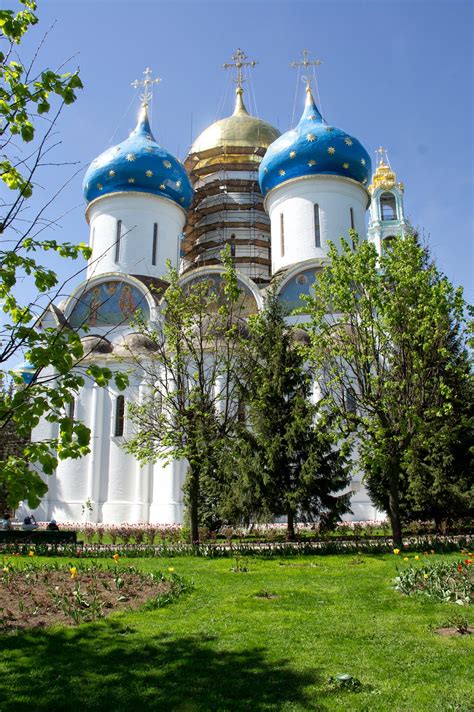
xmin=83 ymin=104 xmax=193 ymax=209
xmin=259 ymin=87 xmax=371 ymax=196
xmin=368 ymin=157 xmax=404 ymax=194
xmin=189 ymin=88 xmax=280 ymax=170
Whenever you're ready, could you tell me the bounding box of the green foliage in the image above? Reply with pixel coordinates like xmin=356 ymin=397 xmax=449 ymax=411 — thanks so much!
xmin=224 ymin=284 xmax=350 ymax=539
xmin=0 ymin=2 xmax=124 ymax=508
xmin=305 ymin=232 xmax=473 ymax=545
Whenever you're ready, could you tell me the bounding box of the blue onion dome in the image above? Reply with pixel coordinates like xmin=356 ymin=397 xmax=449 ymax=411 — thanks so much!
xmin=259 ymin=87 xmax=371 ymax=196
xmin=12 ymin=360 xmax=36 ymax=384
xmin=83 ymin=104 xmax=193 ymax=209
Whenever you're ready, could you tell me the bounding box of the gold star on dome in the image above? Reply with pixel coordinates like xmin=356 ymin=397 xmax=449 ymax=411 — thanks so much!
xmin=306 ymin=133 xmax=316 ymax=142
xmin=126 ymin=153 xmax=136 ymax=162
xmin=343 ymin=162 xmax=349 ymax=169
xmin=279 ymin=169 xmax=286 ymax=176
xmin=163 ymin=160 xmax=172 ymax=169
xmin=344 ymin=137 xmax=353 ymax=146
xmin=361 ymin=158 xmax=366 ymax=166
xmin=146 ymin=170 xmax=153 ymax=177
xmin=159 ymin=183 xmax=166 ymax=190
xmin=327 ymin=147 xmax=335 ymax=155
xmin=97 ymin=183 xmax=103 ymax=190
xmin=128 ymin=177 xmax=135 ymax=184
xmin=176 ymin=180 xmax=181 ymax=188
xmin=308 ymin=160 xmax=316 ymax=167
xmin=289 ymin=151 xmax=296 ymax=158
xmin=108 ymin=170 xmax=116 ymax=178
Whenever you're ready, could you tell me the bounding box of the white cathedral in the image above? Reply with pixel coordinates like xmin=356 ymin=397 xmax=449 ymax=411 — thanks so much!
xmin=27 ymin=53 xmax=409 ymax=525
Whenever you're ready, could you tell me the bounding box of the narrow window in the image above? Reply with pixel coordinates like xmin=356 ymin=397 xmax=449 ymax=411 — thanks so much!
xmin=114 ymin=395 xmax=125 ymax=437
xmin=67 ymin=399 xmax=75 ymax=422
xmin=114 ymin=219 xmax=122 ymax=263
xmin=152 ymin=223 xmax=158 ymax=266
xmin=230 ymin=234 xmax=236 ymax=258
xmin=346 ymin=388 xmax=357 ymax=414
xmin=350 ymin=207 xmax=355 ymax=230
xmin=280 ymin=213 xmax=285 ymax=256
xmin=314 ymin=204 xmax=321 ymax=248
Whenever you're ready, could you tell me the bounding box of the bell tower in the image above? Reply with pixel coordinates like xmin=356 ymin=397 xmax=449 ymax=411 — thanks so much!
xmin=368 ymin=148 xmax=408 ymax=255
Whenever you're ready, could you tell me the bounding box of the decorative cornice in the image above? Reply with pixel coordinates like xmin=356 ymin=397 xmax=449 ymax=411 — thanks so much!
xmin=263 ymin=173 xmax=371 ymax=210
xmin=85 ymin=190 xmax=188 ymax=223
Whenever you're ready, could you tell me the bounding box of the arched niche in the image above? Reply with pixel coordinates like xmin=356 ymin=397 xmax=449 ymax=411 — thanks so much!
xmin=68 ymin=279 xmax=151 ymax=329
xmin=277 ymin=267 xmax=320 ymax=311
xmin=380 ymin=191 xmax=397 ymax=221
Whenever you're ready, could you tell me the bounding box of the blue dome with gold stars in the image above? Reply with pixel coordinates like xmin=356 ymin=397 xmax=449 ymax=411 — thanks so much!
xmin=83 ymin=105 xmax=193 ymax=209
xmin=259 ymin=88 xmax=371 ymax=196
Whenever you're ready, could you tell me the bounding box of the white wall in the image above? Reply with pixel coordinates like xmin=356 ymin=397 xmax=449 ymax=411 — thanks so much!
xmin=86 ymin=192 xmax=186 ymax=280
xmin=266 ymin=175 xmax=369 ymax=273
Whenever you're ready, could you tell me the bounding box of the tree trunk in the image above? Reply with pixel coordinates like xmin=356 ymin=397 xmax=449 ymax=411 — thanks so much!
xmin=286 ymin=509 xmax=296 ymax=541
xmin=388 ymin=466 xmax=403 ymax=548
xmin=188 ymin=466 xmax=200 ymax=545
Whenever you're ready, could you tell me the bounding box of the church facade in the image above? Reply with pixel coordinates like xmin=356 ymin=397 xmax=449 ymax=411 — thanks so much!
xmin=28 ymin=57 xmax=408 ymax=525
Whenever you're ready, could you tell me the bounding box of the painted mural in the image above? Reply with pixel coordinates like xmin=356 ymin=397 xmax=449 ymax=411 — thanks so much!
xmin=69 ymin=280 xmax=150 ymax=328
xmin=185 ymin=274 xmax=258 ymax=317
xmin=278 ymin=268 xmax=319 ymax=311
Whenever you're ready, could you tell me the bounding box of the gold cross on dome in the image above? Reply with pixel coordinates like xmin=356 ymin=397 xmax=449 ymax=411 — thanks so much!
xmin=376 ymin=146 xmax=388 ymax=165
xmin=131 ymin=67 xmax=162 ymax=107
xmin=291 ymin=49 xmax=323 ymax=90
xmin=223 ymin=48 xmax=257 ymax=90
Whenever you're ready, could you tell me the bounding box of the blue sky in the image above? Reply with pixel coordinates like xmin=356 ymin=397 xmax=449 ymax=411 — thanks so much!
xmin=11 ymin=0 xmax=474 ymax=300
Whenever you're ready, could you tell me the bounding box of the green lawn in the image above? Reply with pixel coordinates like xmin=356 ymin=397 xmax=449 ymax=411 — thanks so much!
xmin=0 ymin=553 xmax=472 ymax=711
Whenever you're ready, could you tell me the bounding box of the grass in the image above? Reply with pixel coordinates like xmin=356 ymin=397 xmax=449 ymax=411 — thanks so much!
xmin=0 ymin=553 xmax=473 ymax=711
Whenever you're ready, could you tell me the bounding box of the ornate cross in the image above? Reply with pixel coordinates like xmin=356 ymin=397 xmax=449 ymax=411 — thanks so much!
xmin=131 ymin=67 xmax=162 ymax=107
xmin=291 ymin=49 xmax=323 ymax=90
xmin=376 ymin=146 xmax=387 ymax=164
xmin=223 ymin=49 xmax=257 ymax=90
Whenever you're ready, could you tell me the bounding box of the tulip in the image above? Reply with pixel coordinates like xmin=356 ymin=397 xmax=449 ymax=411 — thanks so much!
xmin=393 ymin=548 xmax=400 ymax=555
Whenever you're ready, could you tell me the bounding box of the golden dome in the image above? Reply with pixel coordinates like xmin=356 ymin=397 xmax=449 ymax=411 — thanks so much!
xmin=188 ymin=88 xmax=280 ymax=170
xmin=368 ymin=158 xmax=404 ymax=194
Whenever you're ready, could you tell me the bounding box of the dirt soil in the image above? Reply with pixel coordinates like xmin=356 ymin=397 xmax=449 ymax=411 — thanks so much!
xmin=435 ymin=626 xmax=474 ymax=637
xmin=0 ymin=565 xmax=175 ymax=631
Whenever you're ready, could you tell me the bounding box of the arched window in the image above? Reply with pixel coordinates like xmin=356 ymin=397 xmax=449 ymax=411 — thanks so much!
xmin=380 ymin=192 xmax=397 ymax=221
xmin=114 ymin=395 xmax=125 ymax=437
xmin=230 ymin=233 xmax=236 ymax=258
xmin=382 ymin=235 xmax=396 ymax=254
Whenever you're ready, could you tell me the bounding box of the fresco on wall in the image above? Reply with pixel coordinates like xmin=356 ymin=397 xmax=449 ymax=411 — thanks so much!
xmin=69 ymin=280 xmax=150 ymax=328
xmin=278 ymin=268 xmax=319 ymax=311
xmin=185 ymin=274 xmax=258 ymax=317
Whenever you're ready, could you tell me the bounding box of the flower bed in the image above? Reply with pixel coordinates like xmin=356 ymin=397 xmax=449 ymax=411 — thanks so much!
xmin=394 ymin=557 xmax=473 ymax=605
xmin=0 ymin=560 xmax=187 ymax=630
xmin=1 ymin=535 xmax=473 ymax=559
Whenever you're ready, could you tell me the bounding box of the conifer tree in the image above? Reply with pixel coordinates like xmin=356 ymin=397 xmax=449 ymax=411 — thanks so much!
xmin=227 ymin=286 xmax=350 ymax=540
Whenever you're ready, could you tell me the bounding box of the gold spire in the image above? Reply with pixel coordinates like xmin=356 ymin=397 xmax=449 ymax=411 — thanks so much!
xmin=291 ymin=49 xmax=323 ymax=91
xmin=368 ymin=147 xmax=404 ymax=194
xmin=131 ymin=67 xmax=161 ymax=107
xmin=232 ymin=87 xmax=249 ymax=116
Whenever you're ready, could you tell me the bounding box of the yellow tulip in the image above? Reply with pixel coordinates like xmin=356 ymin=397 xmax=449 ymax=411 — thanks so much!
xmin=414 ymin=555 xmax=419 ymax=561
xmin=403 ymin=557 xmax=409 ymax=561
xmin=423 ymin=573 xmax=429 ymax=579
xmin=28 ymin=550 xmax=34 ymax=557
xmin=113 ymin=553 xmax=119 ymax=563
xmin=393 ymin=549 xmax=400 ymax=555
xmin=168 ymin=567 xmax=175 ymax=573
xmin=69 ymin=566 xmax=77 ymax=579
